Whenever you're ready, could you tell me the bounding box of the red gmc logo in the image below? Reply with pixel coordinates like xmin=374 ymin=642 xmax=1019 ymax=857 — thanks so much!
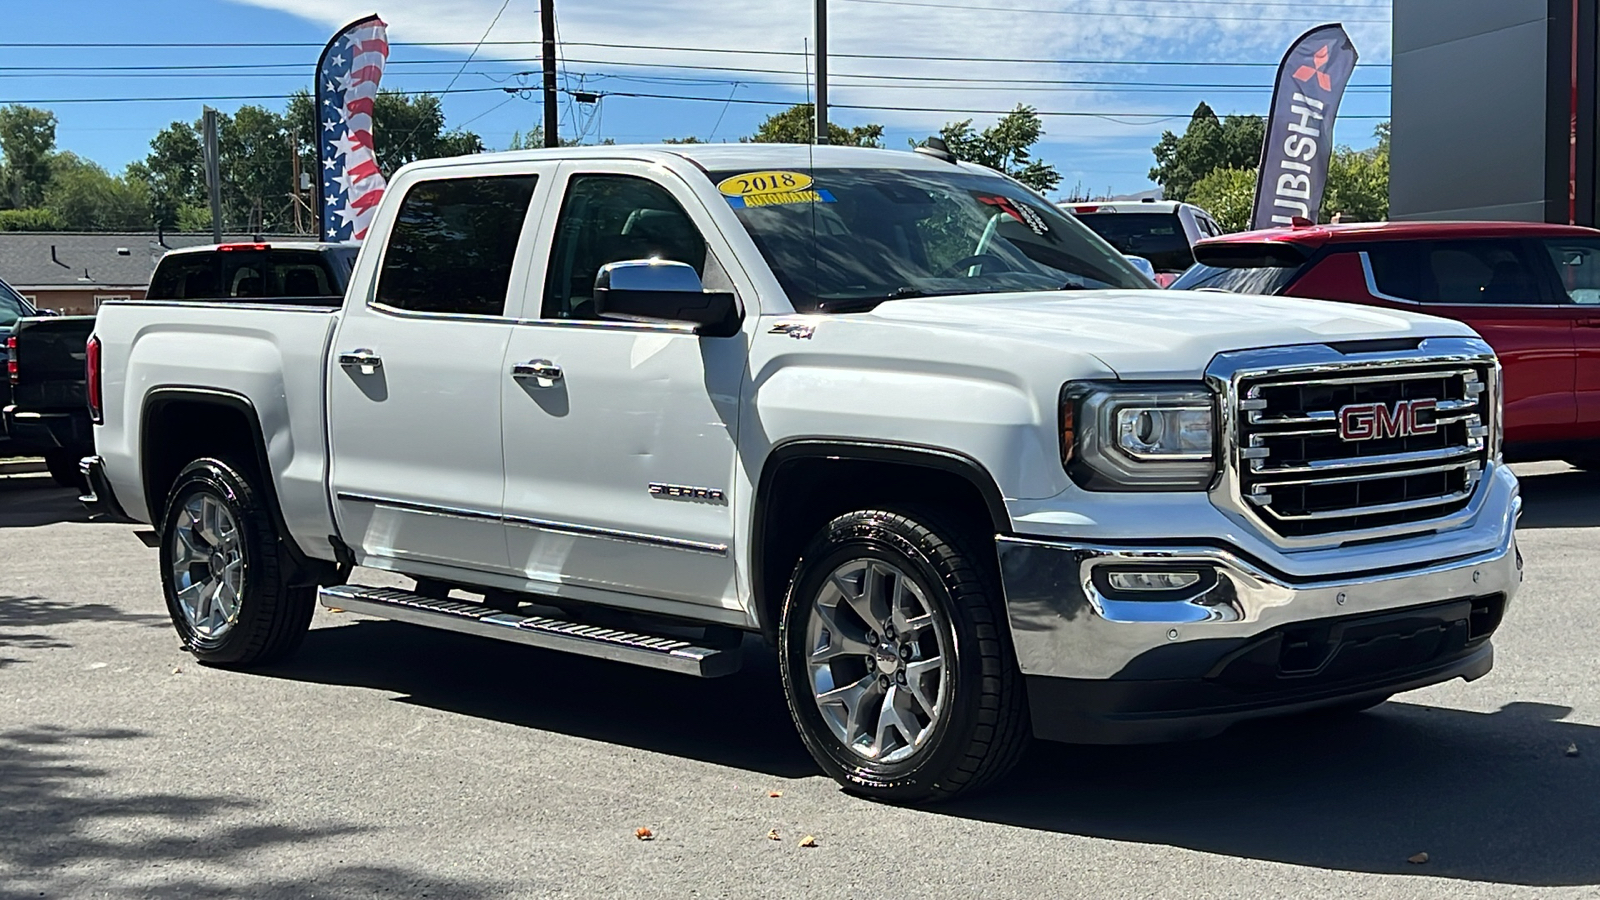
xmin=1338 ymin=399 xmax=1438 ymax=441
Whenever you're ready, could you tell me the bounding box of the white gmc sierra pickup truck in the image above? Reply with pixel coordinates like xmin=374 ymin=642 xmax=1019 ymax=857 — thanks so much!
xmin=84 ymin=144 xmax=1521 ymax=801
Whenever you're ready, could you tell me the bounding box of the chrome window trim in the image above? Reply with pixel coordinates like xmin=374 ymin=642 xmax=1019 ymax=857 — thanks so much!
xmin=1358 ymin=250 xmax=1415 ymax=304
xmin=337 ymin=492 xmax=728 ymax=556
xmin=367 ymin=300 xmax=516 ymax=323
xmin=509 ymin=317 xmax=699 ymax=334
xmin=1204 ymin=337 xmax=1502 ymax=551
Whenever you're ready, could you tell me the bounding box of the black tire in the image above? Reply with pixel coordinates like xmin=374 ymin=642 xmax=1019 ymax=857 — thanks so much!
xmin=158 ymin=458 xmax=314 ymax=666
xmin=778 ymin=509 xmax=1030 ymax=803
xmin=44 ymin=450 xmax=85 ymax=490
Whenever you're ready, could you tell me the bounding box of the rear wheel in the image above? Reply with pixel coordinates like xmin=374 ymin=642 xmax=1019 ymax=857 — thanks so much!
xmin=44 ymin=450 xmax=84 ymax=490
xmin=778 ymin=509 xmax=1030 ymax=803
xmin=158 ymin=458 xmax=314 ymax=666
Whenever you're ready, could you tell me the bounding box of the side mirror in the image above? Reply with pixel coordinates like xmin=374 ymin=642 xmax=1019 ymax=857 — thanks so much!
xmin=1123 ymin=255 xmax=1157 ymax=280
xmin=592 ymin=259 xmax=741 ymax=338
xmin=36 ymin=308 xmax=61 ymax=317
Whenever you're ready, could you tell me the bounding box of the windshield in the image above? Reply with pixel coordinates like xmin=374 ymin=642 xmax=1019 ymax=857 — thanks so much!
xmin=710 ymin=167 xmax=1151 ymax=313
xmin=1072 ymin=212 xmax=1195 ymax=273
xmin=0 ymin=278 xmax=31 ymax=329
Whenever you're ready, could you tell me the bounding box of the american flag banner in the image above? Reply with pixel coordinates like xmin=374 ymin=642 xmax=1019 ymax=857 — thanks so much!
xmin=317 ymin=15 xmax=390 ymax=241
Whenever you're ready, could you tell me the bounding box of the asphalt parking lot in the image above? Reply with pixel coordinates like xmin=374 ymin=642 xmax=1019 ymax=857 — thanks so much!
xmin=2 ymin=463 xmax=1597 ymax=899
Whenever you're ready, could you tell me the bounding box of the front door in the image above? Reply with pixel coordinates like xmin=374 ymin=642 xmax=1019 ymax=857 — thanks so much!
xmin=328 ymin=168 xmax=546 ymax=575
xmin=499 ymin=162 xmax=747 ymax=612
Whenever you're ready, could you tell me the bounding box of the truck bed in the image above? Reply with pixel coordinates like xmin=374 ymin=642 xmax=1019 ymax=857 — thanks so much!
xmin=94 ymin=300 xmax=342 ymax=560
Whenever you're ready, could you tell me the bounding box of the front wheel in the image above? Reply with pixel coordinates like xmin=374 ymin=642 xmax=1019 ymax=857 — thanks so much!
xmin=778 ymin=509 xmax=1030 ymax=803
xmin=44 ymin=450 xmax=85 ymax=490
xmin=158 ymin=458 xmax=314 ymax=666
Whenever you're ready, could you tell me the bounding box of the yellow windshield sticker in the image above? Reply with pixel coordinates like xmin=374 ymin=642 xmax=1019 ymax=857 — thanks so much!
xmin=717 ymin=171 xmax=834 ymax=208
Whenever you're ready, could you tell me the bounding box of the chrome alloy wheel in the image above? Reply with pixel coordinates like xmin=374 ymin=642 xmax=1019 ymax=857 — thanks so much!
xmin=806 ymin=558 xmax=951 ymax=763
xmin=169 ymin=491 xmax=245 ymax=640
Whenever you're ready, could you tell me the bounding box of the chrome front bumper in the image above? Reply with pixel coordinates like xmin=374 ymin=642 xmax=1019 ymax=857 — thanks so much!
xmin=996 ymin=496 xmax=1521 ymax=742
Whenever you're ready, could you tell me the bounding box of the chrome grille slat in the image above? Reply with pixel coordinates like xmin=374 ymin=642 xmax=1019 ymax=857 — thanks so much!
xmin=1231 ymin=359 xmax=1493 ymax=539
xmin=1250 ymin=459 xmax=1481 ymax=489
xmin=1252 ymin=444 xmax=1481 ymax=474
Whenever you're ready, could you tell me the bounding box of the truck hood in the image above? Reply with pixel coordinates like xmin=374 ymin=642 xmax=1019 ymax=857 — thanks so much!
xmin=864 ymin=289 xmax=1477 ymax=378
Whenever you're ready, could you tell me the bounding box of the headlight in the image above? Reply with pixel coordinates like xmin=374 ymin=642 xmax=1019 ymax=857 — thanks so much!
xmin=1062 ymin=383 xmax=1218 ymax=490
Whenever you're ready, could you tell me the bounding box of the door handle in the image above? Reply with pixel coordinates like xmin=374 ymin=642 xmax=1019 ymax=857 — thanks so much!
xmin=338 ymin=349 xmax=383 ymax=375
xmin=512 ymin=359 xmax=563 ymax=384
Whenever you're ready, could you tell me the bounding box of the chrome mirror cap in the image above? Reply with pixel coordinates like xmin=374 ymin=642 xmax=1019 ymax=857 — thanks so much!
xmin=594 ymin=258 xmax=705 ymax=294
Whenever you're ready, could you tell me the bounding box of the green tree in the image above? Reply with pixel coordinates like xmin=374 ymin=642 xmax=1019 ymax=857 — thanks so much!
xmin=0 ymin=105 xmax=59 ymax=209
xmin=136 ymin=121 xmax=208 ymax=230
xmin=0 ymin=208 xmax=66 ymax=231
xmin=1149 ymin=102 xmax=1264 ymax=202
xmin=1186 ymin=167 xmax=1257 ymax=232
xmin=1324 ymin=121 xmax=1390 ymax=223
xmin=43 ymin=153 xmax=151 ymax=230
xmin=747 ymin=104 xmax=884 ymax=147
xmin=935 ymin=104 xmax=1060 ymax=192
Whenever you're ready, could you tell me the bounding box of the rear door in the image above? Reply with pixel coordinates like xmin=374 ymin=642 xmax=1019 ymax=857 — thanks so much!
xmin=1360 ymin=240 xmax=1576 ymax=445
xmin=327 ymin=165 xmax=551 ymax=576
xmin=1535 ymin=235 xmax=1600 ymax=438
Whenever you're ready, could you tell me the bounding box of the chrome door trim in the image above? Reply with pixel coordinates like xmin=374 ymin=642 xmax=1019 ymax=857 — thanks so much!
xmin=503 ymin=514 xmax=729 ymax=555
xmin=335 ymin=492 xmax=728 ymax=555
xmin=335 ymin=492 xmax=501 ymax=523
xmin=510 ymin=317 xmax=699 ymax=334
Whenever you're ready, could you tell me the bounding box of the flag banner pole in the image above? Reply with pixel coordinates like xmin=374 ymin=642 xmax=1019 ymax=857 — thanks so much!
xmin=1250 ymin=23 xmax=1359 ymax=230
xmin=317 ymin=14 xmax=390 ymax=242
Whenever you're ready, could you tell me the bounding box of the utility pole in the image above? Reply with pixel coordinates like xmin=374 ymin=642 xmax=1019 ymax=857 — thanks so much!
xmin=814 ymin=0 xmax=828 ymax=144
xmin=202 ymin=106 xmax=223 ymax=243
xmin=541 ymin=0 xmax=559 ymax=148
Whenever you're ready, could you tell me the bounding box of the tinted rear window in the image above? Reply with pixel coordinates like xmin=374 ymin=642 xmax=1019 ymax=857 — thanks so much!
xmin=1073 ymin=212 xmax=1194 ymax=272
xmin=1170 ymin=262 xmax=1299 ymax=294
xmin=148 ymin=249 xmax=351 ymax=304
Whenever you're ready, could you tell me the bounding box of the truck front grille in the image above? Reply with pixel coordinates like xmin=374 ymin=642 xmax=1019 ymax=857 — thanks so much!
xmin=1235 ymin=363 xmax=1491 ymax=538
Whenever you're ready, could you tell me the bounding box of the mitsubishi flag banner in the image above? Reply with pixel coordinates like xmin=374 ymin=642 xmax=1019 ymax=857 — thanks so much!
xmin=317 ymin=15 xmax=390 ymax=242
xmin=1250 ymin=24 xmax=1359 ymax=230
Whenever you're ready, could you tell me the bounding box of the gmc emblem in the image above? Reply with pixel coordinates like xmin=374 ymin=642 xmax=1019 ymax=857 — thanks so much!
xmin=1337 ymin=399 xmax=1438 ymax=442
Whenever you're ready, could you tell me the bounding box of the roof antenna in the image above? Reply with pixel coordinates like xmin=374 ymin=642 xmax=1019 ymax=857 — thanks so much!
xmin=915 ymin=136 xmax=958 ymax=164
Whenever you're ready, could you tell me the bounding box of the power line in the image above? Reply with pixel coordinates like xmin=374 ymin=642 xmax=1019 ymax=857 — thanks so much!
xmin=836 ymin=0 xmax=1389 ymax=22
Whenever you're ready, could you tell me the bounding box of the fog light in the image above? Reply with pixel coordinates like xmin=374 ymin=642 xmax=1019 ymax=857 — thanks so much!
xmin=1107 ymin=571 xmax=1202 ymax=592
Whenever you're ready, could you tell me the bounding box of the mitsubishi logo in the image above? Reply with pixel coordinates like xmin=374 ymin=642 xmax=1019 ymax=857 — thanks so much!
xmin=1293 ymin=44 xmax=1333 ymax=91
xmin=1337 ymin=399 xmax=1438 ymax=442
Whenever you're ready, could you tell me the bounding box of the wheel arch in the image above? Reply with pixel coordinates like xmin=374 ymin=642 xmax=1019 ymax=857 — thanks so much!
xmin=750 ymin=439 xmax=1011 ymax=643
xmin=140 ymin=387 xmax=333 ymax=585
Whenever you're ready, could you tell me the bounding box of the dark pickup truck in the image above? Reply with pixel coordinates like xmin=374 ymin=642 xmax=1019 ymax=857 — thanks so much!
xmin=4 ymin=241 xmax=356 ymax=488
xmin=4 ymin=315 xmax=96 ymax=486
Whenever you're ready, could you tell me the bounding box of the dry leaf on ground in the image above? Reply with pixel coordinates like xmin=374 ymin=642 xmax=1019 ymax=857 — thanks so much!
xmin=767 ymin=829 xmax=781 ymax=841
xmin=1407 ymin=852 xmax=1429 ymax=864
xmin=768 ymin=790 xmax=783 ymax=798
xmin=1566 ymin=743 xmax=1580 ymax=757
xmin=635 ymin=827 xmax=655 ymax=841
xmin=798 ymin=835 xmax=818 ymax=848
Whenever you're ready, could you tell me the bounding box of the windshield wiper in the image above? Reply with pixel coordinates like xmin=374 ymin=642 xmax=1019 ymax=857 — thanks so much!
xmin=817 ymin=285 xmax=938 ymax=314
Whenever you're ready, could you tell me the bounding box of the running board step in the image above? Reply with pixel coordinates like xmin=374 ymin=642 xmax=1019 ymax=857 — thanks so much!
xmin=318 ymin=584 xmax=742 ymax=677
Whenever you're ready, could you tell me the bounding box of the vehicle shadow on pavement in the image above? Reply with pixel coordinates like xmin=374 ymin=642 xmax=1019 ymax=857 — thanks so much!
xmin=0 ymin=725 xmax=500 ymax=900
xmin=1512 ymin=466 xmax=1600 ymax=528
xmin=948 ymin=700 xmax=1600 ymax=886
xmin=0 ymin=475 xmax=92 ymax=528
xmin=0 ymin=593 xmax=166 ymax=668
xmin=263 ymin=618 xmax=820 ymax=779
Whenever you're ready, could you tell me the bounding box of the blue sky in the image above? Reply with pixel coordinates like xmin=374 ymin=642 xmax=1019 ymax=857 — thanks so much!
xmin=1 ymin=0 xmax=1395 ymax=198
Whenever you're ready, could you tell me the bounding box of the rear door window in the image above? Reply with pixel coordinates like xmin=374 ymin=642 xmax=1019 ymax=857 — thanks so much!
xmin=1074 ymin=212 xmax=1194 ymax=272
xmin=376 ymin=174 xmax=539 ymax=316
xmin=1421 ymin=240 xmax=1550 ymax=305
xmin=1541 ymin=237 xmax=1600 ymax=304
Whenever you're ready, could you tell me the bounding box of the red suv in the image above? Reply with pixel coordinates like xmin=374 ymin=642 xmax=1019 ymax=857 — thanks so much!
xmin=1174 ymin=221 xmax=1600 ymax=463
